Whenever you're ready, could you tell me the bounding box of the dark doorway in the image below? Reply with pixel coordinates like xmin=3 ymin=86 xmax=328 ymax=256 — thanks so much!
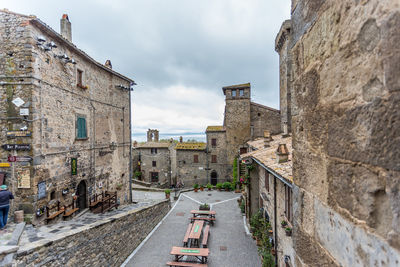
xmin=77 ymin=180 xmax=87 ymax=210
xmin=211 ymin=171 xmax=218 ymax=186
xmin=150 ymin=172 xmax=159 ymax=182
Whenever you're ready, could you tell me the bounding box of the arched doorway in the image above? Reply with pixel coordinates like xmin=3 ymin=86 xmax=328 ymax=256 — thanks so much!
xmin=210 ymin=171 xmax=218 ymax=186
xmin=77 ymin=180 xmax=87 ymax=211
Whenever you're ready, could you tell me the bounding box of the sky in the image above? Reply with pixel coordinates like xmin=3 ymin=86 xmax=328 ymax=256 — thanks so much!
xmin=2 ymin=0 xmax=291 ymax=135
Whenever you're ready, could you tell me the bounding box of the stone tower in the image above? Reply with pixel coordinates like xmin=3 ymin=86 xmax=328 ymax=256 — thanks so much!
xmin=147 ymin=129 xmax=159 ymax=142
xmin=223 ymin=83 xmax=251 ymax=165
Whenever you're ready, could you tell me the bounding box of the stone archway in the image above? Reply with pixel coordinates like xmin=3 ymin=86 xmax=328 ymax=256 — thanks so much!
xmin=210 ymin=171 xmax=218 ymax=186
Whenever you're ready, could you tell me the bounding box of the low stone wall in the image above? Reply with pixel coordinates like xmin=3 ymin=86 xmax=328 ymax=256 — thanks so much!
xmin=14 ymin=200 xmax=170 ymax=266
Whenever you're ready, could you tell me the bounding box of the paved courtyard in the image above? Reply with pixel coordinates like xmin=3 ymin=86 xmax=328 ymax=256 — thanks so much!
xmin=123 ymin=190 xmax=261 ymax=267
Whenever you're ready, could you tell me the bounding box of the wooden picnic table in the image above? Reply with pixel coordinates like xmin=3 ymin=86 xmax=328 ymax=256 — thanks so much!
xmin=190 ymin=210 xmax=216 ymax=218
xmin=170 ymin=246 xmax=209 ymax=263
xmin=189 ymin=220 xmax=204 ymax=247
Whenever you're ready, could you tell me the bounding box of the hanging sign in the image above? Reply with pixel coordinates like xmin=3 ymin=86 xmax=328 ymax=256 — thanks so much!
xmin=6 ymin=131 xmax=32 ymax=138
xmin=0 ymin=163 xmax=11 ymax=167
xmin=7 ymin=156 xmax=16 ymax=162
xmin=17 ymin=169 xmax=30 ymax=188
xmin=38 ymin=181 xmax=46 ymax=199
xmin=71 ymin=158 xmax=77 ymax=175
xmin=20 ymin=108 xmax=29 ymax=116
xmin=2 ymin=144 xmax=31 ymax=151
xmin=16 ymin=156 xmax=33 ymax=162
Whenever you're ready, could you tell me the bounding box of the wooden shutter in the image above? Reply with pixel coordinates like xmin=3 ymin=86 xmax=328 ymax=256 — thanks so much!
xmin=77 ymin=117 xmax=87 ymax=139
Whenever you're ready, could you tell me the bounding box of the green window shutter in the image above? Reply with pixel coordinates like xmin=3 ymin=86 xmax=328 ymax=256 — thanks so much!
xmin=77 ymin=117 xmax=87 ymax=139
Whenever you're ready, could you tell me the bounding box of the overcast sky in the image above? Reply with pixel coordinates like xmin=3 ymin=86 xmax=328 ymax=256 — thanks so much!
xmin=2 ymin=0 xmax=291 ymax=135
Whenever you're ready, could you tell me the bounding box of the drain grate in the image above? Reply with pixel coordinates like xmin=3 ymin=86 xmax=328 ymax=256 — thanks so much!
xmin=220 ymin=246 xmax=227 ymax=251
xmin=176 ymin=212 xmax=185 ymax=216
xmin=208 ymin=194 xmax=212 ymax=196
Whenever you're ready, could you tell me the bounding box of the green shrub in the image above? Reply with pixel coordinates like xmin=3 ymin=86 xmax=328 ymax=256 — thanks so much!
xmin=193 ymin=183 xmax=199 ymax=189
xmin=223 ymin=182 xmax=231 ymax=190
xmin=206 ymin=183 xmax=212 ymax=189
xmin=164 ymin=189 xmax=171 ymax=194
xmin=240 ymin=199 xmax=245 ymax=213
xmin=216 ymin=183 xmax=223 ymax=190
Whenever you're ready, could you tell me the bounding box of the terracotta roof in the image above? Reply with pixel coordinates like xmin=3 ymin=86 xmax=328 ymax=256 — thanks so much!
xmin=136 ymin=142 xmax=170 ymax=149
xmin=175 ymin=143 xmax=206 ymax=150
xmin=206 ymin=126 xmax=225 ymax=132
xmin=241 ymin=135 xmax=293 ymax=183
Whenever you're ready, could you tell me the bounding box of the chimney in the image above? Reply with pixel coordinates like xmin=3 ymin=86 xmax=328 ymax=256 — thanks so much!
xmin=133 ymin=141 xmax=137 ymax=147
xmin=264 ymin=131 xmax=273 ymax=148
xmin=276 ymin=143 xmax=289 ymax=163
xmin=179 ymin=136 xmax=183 ymax=143
xmin=104 ymin=60 xmax=112 ymax=69
xmin=60 ymin=14 xmax=72 ymax=42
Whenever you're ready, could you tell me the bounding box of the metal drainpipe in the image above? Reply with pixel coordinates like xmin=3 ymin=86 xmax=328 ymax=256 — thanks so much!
xmin=128 ymin=83 xmax=135 ymax=203
xmin=206 ymin=145 xmax=209 ymax=184
xmin=274 ymin=175 xmax=278 ymax=266
xmin=90 ymin=101 xmax=96 ymax=184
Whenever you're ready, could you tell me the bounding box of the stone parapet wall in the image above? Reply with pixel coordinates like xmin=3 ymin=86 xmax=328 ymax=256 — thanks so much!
xmin=14 ymin=200 xmax=170 ymax=266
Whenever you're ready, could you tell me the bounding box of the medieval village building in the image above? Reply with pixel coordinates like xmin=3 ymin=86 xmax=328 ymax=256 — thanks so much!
xmin=0 ymin=10 xmax=134 ymax=225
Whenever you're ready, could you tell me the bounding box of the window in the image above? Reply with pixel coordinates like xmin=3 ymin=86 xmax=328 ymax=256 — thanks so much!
xmin=232 ymin=90 xmax=236 ymax=97
xmin=240 ymin=147 xmax=247 ymax=154
xmin=151 ymin=148 xmax=158 ymax=154
xmin=152 ymin=161 xmax=156 ymax=167
xmin=50 ymin=191 xmax=56 ymax=200
xmin=77 ymin=69 xmax=83 ymax=86
xmin=285 ymin=185 xmax=293 ymax=223
xmin=211 ymin=155 xmax=217 ymax=163
xmin=211 ymin=138 xmax=217 ymax=147
xmin=193 ymin=154 xmax=199 ymax=163
xmin=265 ymin=172 xmax=269 ymax=192
xmin=239 ymin=89 xmax=244 ymax=96
xmin=76 ymin=115 xmax=87 ymax=139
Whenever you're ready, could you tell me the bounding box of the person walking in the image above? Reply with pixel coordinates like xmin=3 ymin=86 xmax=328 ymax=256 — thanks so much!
xmin=0 ymin=185 xmax=14 ymax=230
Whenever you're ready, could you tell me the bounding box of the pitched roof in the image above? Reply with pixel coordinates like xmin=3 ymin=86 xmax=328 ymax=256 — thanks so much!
xmin=136 ymin=142 xmax=170 ymax=149
xmin=250 ymin=102 xmax=280 ymax=113
xmin=206 ymin=126 xmax=225 ymax=132
xmin=175 ymin=143 xmax=206 ymax=150
xmin=0 ymin=9 xmax=135 ymax=83
xmin=241 ymin=134 xmax=293 ymax=183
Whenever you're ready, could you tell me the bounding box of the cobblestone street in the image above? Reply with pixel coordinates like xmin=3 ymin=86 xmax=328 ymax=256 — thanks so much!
xmin=123 ymin=190 xmax=261 ymax=267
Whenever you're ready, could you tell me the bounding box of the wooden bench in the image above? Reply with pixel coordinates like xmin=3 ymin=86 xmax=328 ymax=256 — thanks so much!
xmin=166 ymin=261 xmax=207 ymax=267
xmin=63 ymin=200 xmax=79 ymax=218
xmin=46 ymin=201 xmax=63 ymax=221
xmin=189 ymin=217 xmax=216 ymax=225
xmin=202 ymin=225 xmax=210 ymax=248
xmin=183 ymin=223 xmax=192 ymax=247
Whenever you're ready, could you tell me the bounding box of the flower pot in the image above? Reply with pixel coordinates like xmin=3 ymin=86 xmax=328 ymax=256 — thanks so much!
xmin=285 ymin=229 xmax=292 ymax=236
xmin=271 ymin=248 xmax=276 ymax=255
xmin=208 ymin=188 xmax=212 ymax=191
xmin=165 ymin=193 xmax=170 ymax=199
xmin=200 ymin=187 xmax=204 ymax=191
xmin=194 ymin=188 xmax=198 ymax=192
xmin=256 ymin=238 xmax=262 ymax=246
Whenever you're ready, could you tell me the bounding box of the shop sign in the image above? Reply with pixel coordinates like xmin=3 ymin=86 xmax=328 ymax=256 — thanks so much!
xmin=17 ymin=169 xmax=30 ymax=188
xmin=16 ymin=156 xmax=33 ymax=162
xmin=0 ymin=163 xmax=10 ymax=167
xmin=2 ymin=144 xmax=31 ymax=151
xmin=71 ymin=158 xmax=77 ymax=175
xmin=7 ymin=156 xmax=16 ymax=162
xmin=38 ymin=181 xmax=46 ymax=199
xmin=6 ymin=131 xmax=32 ymax=138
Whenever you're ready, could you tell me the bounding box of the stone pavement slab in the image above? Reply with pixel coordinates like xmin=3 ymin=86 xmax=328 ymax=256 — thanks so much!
xmin=124 ymin=190 xmax=261 ymax=267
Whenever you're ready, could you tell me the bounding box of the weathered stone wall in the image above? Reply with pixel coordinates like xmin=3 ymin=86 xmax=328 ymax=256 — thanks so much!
xmin=0 ymin=10 xmax=132 ymax=225
xmin=136 ymin=147 xmax=170 ymax=185
xmin=206 ymin=130 xmax=230 ymax=184
xmin=15 ymin=200 xmax=170 ymax=266
xmin=175 ymin=149 xmax=207 ymax=187
xmin=250 ymin=103 xmax=281 ymax=138
xmin=290 ymin=0 xmax=400 ymax=266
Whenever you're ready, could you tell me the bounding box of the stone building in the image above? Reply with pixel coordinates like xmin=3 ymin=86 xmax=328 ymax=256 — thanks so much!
xmin=241 ymin=134 xmax=293 ymax=266
xmin=175 ymin=142 xmax=207 ymax=187
xmin=205 ymin=126 xmax=229 ymax=185
xmin=132 ymin=129 xmax=172 ymax=186
xmin=276 ymin=0 xmax=400 ymax=266
xmin=0 ymin=10 xmax=134 ymax=225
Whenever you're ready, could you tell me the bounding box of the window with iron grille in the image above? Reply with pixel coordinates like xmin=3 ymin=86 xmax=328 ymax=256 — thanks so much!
xmin=285 ymin=185 xmax=293 ymax=223
xmin=211 ymin=155 xmax=217 ymax=163
xmin=151 ymin=148 xmax=158 ymax=154
xmin=193 ymin=154 xmax=199 ymax=163
xmin=152 ymin=161 xmax=156 ymax=167
xmin=211 ymin=138 xmax=217 ymax=147
xmin=265 ymin=172 xmax=269 ymax=192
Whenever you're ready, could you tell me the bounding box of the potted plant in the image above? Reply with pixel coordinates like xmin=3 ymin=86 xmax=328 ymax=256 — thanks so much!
xmin=216 ymin=183 xmax=223 ymax=191
xmin=199 ymin=203 xmax=210 ymax=211
xmin=240 ymin=199 xmax=245 ymax=213
xmin=285 ymin=227 xmax=292 ymax=236
xmin=164 ymin=189 xmax=171 ymax=199
xmin=223 ymin=182 xmax=231 ymax=191
xmin=116 ymin=183 xmax=123 ymax=190
xmin=206 ymin=183 xmax=212 ymax=191
xmin=193 ymin=183 xmax=199 ymax=192
xmin=281 ymin=220 xmax=287 ymax=228
xmin=200 ymin=184 xmax=204 ymax=191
